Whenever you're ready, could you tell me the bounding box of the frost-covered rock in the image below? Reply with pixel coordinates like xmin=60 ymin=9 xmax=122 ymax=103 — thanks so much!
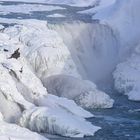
xmin=0 ymin=113 xmax=48 ymax=140
xmin=20 ymin=107 xmax=100 ymax=137
xmin=42 ymin=75 xmax=114 ymax=108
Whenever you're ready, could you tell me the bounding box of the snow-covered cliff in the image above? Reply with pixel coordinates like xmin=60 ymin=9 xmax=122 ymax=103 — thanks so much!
xmin=92 ymin=0 xmax=140 ymax=101
xmin=0 ymin=20 xmax=115 ymax=139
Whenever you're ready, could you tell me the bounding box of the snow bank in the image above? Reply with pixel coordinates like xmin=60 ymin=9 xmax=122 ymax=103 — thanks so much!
xmin=43 ymin=75 xmax=114 ymax=108
xmin=3 ymin=20 xmax=114 ymax=107
xmin=20 ymin=107 xmax=100 ymax=137
xmin=0 ymin=4 xmax=65 ymax=15
xmin=4 ymin=20 xmax=81 ymax=79
xmin=79 ymin=0 xmax=116 ymax=15
xmin=0 ymin=112 xmax=48 ymax=140
xmin=47 ymin=14 xmax=65 ymax=18
xmin=0 ymin=117 xmax=48 ymax=140
xmin=114 ymin=43 xmax=140 ymax=101
xmin=93 ymin=0 xmax=140 ymax=60
xmin=37 ymin=94 xmax=93 ymax=118
xmin=1 ymin=0 xmax=97 ymax=7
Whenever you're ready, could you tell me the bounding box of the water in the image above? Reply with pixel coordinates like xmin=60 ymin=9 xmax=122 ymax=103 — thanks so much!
xmin=43 ymin=92 xmax=140 ymax=140
xmin=0 ymin=1 xmax=140 ymax=139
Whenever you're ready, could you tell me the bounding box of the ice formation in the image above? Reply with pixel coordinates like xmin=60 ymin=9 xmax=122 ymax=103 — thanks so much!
xmin=50 ymin=22 xmax=118 ymax=87
xmin=114 ymin=44 xmax=140 ymax=101
xmin=1 ymin=0 xmax=97 ymax=7
xmin=0 ymin=112 xmax=48 ymax=140
xmin=43 ymin=75 xmax=114 ymax=108
xmin=0 ymin=20 xmax=103 ymax=138
xmin=3 ymin=20 xmax=113 ymax=109
xmin=0 ymin=0 xmax=140 ymax=139
xmin=90 ymin=0 xmax=140 ymax=101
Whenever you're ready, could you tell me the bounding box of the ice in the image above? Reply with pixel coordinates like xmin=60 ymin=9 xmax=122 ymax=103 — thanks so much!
xmin=114 ymin=51 xmax=140 ymax=101
xmin=47 ymin=14 xmax=65 ymax=18
xmin=93 ymin=0 xmax=140 ymax=60
xmin=0 ymin=4 xmax=65 ymax=15
xmin=1 ymin=0 xmax=97 ymax=7
xmin=0 ymin=114 xmax=48 ymax=140
xmin=4 ymin=20 xmax=81 ymax=79
xmin=51 ymin=22 xmax=118 ymax=87
xmin=0 ymin=21 xmax=100 ymax=138
xmin=43 ymin=75 xmax=114 ymax=108
xmin=19 ymin=107 xmax=100 ymax=137
xmin=37 ymin=94 xmax=94 ymax=118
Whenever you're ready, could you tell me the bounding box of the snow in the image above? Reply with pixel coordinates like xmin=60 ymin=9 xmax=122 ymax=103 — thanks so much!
xmin=51 ymin=22 xmax=118 ymax=85
xmin=0 ymin=4 xmax=65 ymax=15
xmin=37 ymin=94 xmax=93 ymax=118
xmin=4 ymin=20 xmax=81 ymax=79
xmin=79 ymin=0 xmax=116 ymax=14
xmin=20 ymin=107 xmax=100 ymax=137
xmin=1 ymin=0 xmax=97 ymax=7
xmin=113 ymin=43 xmax=140 ymax=101
xmin=44 ymin=0 xmax=97 ymax=7
xmin=47 ymin=14 xmax=65 ymax=18
xmin=90 ymin=0 xmax=140 ymax=101
xmin=93 ymin=0 xmax=140 ymax=60
xmin=0 ymin=25 xmax=4 ymax=30
xmin=0 ymin=112 xmax=48 ymax=140
xmin=0 ymin=115 xmax=48 ymax=140
xmin=0 ymin=20 xmax=102 ymax=138
xmin=43 ymin=75 xmax=114 ymax=108
xmin=2 ymin=0 xmax=140 ymax=138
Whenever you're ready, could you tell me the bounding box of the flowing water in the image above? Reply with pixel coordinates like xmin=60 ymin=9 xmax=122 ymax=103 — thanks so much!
xmin=0 ymin=1 xmax=140 ymax=140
